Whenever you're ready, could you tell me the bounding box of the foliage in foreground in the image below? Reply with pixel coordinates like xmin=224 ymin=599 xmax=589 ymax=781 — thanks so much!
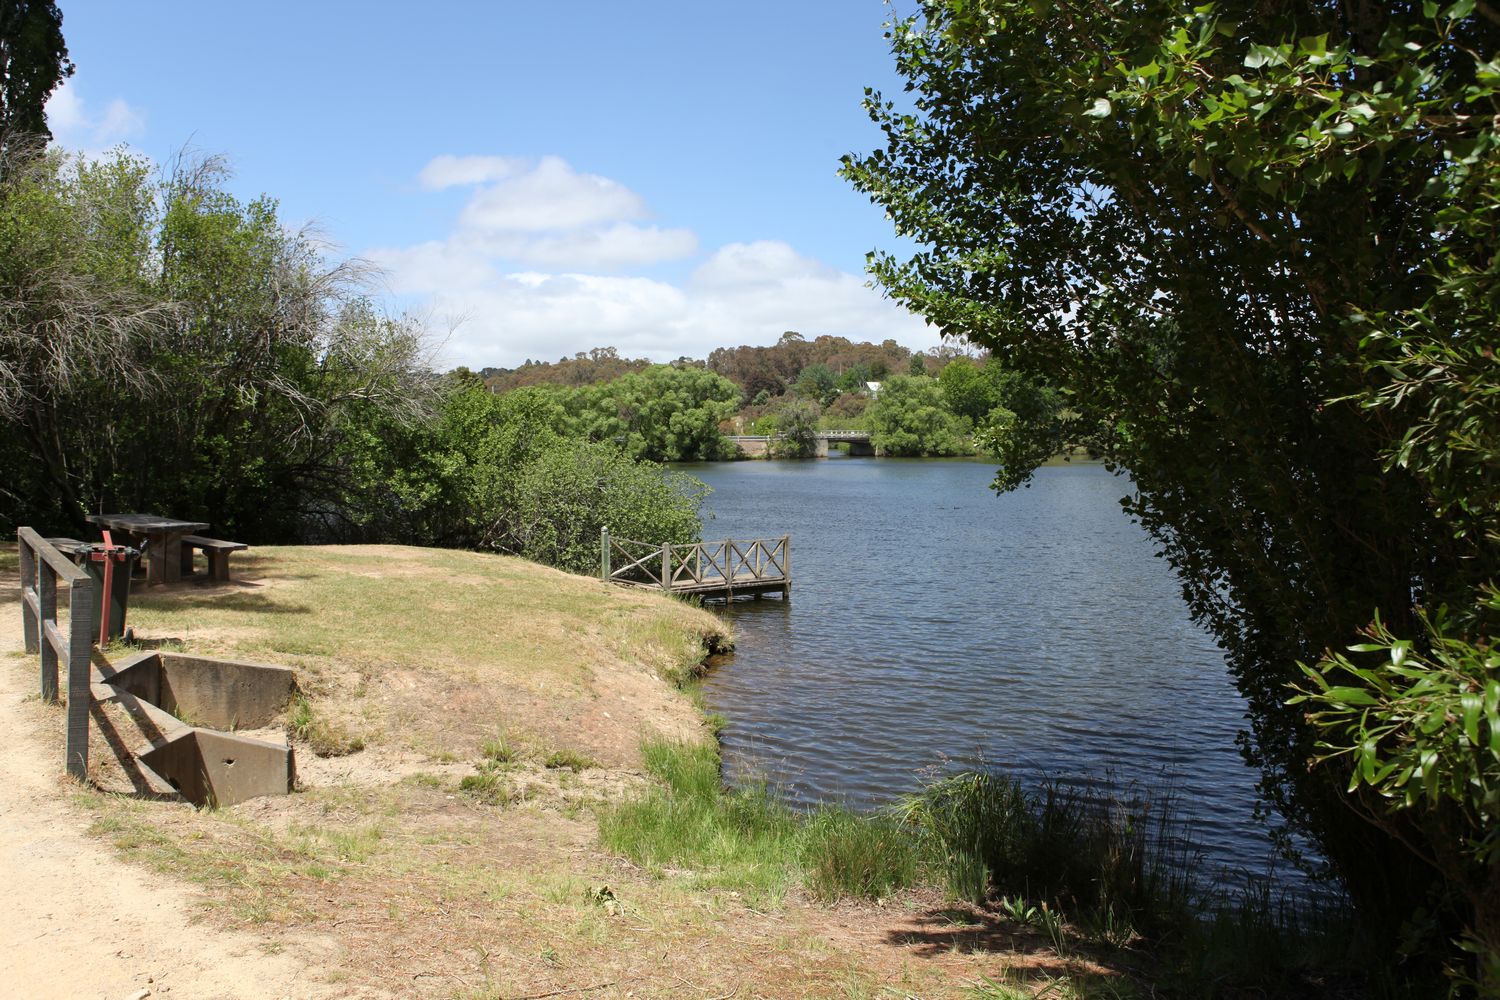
xmin=1293 ymin=596 xmax=1500 ymax=991
xmin=0 ymin=1 xmax=73 ymax=158
xmin=842 ymin=0 xmax=1500 ymax=979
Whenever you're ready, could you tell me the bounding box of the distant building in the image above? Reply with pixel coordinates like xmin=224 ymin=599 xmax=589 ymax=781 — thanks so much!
xmin=863 ymin=380 xmax=882 ymax=396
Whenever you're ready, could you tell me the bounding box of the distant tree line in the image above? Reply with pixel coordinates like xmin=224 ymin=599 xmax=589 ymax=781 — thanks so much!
xmin=480 ymin=347 xmax=651 ymax=393
xmin=479 ymin=333 xmax=1064 ymax=464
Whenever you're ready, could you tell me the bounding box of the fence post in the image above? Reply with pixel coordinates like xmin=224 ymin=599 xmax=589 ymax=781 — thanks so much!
xmin=19 ymin=532 xmax=38 ymax=654
xmin=782 ymin=535 xmax=791 ymax=597
xmin=660 ymin=543 xmax=670 ymax=592
xmin=600 ymin=527 xmax=610 ymax=582
xmin=39 ymin=562 xmax=58 ymax=703
xmin=64 ymin=574 xmax=96 ymax=780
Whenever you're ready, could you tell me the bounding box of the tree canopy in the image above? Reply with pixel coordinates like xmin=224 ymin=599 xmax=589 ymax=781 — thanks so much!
xmin=843 ymin=0 xmax=1500 ymax=973
xmin=868 ymin=375 xmax=969 ymax=457
xmin=558 ymin=364 xmax=741 ymax=463
xmin=0 ymin=0 xmax=72 ymax=154
xmin=0 ymin=147 xmax=434 ymax=541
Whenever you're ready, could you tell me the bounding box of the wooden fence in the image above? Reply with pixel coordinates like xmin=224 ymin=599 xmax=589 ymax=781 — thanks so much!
xmin=601 ymin=529 xmax=790 ymax=599
xmin=18 ymin=527 xmax=97 ymax=779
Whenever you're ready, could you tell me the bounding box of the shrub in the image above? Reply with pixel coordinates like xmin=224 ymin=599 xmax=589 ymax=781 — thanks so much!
xmin=500 ymin=439 xmax=707 ymax=575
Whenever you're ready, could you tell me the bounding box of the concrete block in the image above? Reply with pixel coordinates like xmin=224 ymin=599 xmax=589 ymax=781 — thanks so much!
xmin=138 ymin=728 xmax=294 ymax=808
xmin=158 ymin=653 xmax=294 ymax=730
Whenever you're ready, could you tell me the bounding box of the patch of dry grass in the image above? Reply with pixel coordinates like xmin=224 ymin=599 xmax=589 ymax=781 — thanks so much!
xmin=123 ymin=545 xmax=730 ymax=767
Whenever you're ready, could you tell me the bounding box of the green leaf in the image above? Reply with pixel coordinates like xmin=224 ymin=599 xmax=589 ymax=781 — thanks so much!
xmin=1325 ymin=685 xmax=1379 ymax=706
xmin=1244 ymin=44 xmax=1285 ymax=69
xmin=1296 ymin=34 xmax=1328 ymax=58
xmin=1460 ymin=693 xmax=1482 ymax=745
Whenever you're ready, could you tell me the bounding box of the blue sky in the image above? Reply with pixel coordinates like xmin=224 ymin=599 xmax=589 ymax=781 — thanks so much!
xmin=50 ymin=1 xmax=937 ymax=369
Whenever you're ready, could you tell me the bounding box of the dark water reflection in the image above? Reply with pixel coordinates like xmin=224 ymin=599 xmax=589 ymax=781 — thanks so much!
xmin=680 ymin=457 xmax=1292 ymax=886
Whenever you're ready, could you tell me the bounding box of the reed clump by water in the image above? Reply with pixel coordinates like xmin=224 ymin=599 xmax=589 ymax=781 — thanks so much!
xmin=898 ymin=771 xmax=1198 ymax=940
xmin=599 ymin=739 xmax=1415 ymax=996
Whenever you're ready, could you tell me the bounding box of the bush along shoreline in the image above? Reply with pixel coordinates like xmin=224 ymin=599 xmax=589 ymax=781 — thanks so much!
xmin=598 ymin=734 xmax=1435 ymax=997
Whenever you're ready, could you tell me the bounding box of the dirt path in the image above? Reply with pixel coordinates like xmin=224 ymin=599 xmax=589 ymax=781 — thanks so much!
xmin=0 ymin=592 xmax=352 ymax=1000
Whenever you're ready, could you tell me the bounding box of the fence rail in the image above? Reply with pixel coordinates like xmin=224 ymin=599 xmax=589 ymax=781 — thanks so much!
xmin=18 ymin=527 xmax=97 ymax=778
xmin=601 ymin=530 xmax=790 ymax=600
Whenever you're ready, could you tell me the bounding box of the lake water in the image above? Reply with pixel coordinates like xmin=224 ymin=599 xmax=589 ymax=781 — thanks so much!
xmin=681 ymin=456 xmax=1289 ymax=886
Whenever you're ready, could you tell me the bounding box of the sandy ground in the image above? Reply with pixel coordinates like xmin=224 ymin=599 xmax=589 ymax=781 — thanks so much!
xmin=0 ymin=594 xmax=357 ymax=1000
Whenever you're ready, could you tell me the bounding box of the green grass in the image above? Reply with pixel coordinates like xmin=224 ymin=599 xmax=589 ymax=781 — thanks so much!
xmin=286 ymin=692 xmax=365 ymax=757
xmin=481 ymin=733 xmax=518 ymax=764
xmin=600 ymin=743 xmax=1408 ymax=995
xmin=459 ymin=769 xmax=516 ymax=806
xmin=598 ymin=739 xmax=802 ymax=901
xmin=543 ymin=748 xmax=597 ymax=772
xmin=598 ymin=739 xmax=922 ymax=905
xmin=800 ymin=806 xmax=923 ymax=902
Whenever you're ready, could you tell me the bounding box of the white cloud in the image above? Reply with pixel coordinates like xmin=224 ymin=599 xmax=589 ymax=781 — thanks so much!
xmin=417 ymin=154 xmax=521 ymax=190
xmin=44 ymin=79 xmax=145 ymax=154
xmin=458 ymin=156 xmax=647 ymax=233
xmin=372 ymin=155 xmax=935 ymax=368
xmin=469 ymin=223 xmax=699 ymax=272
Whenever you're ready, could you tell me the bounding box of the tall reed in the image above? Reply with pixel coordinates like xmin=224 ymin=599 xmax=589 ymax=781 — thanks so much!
xmin=898 ymin=771 xmax=1199 ymax=938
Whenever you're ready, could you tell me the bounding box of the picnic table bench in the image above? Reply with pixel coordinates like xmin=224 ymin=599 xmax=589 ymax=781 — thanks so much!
xmin=179 ymin=534 xmax=250 ymax=582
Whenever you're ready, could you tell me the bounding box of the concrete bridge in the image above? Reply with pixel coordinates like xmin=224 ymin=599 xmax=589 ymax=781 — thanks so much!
xmin=727 ymin=430 xmax=875 ymax=458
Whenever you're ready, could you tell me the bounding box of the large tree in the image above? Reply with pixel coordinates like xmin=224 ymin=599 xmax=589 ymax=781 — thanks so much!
xmin=0 ymin=148 xmax=434 ymax=539
xmin=0 ymin=1 xmax=72 ymax=155
xmin=843 ymin=0 xmax=1499 ymax=969
xmin=561 ymin=364 xmax=740 ymax=463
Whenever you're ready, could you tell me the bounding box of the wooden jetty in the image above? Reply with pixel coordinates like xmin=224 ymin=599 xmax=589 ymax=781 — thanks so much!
xmin=601 ymin=529 xmax=789 ymax=600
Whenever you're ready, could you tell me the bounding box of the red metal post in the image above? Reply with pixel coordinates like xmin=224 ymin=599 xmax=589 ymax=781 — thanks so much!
xmin=90 ymin=529 xmax=124 ymax=646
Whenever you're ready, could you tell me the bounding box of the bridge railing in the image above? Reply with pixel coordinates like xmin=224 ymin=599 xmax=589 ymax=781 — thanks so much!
xmin=601 ymin=530 xmax=790 ymax=596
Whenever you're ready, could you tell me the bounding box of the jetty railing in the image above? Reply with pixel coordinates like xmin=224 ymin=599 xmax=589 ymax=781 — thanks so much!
xmin=18 ymin=527 xmax=97 ymax=779
xmin=601 ymin=529 xmax=790 ymax=599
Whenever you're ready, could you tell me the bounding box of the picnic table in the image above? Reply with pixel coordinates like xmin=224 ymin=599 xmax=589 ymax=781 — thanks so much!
xmin=85 ymin=513 xmax=210 ymax=586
